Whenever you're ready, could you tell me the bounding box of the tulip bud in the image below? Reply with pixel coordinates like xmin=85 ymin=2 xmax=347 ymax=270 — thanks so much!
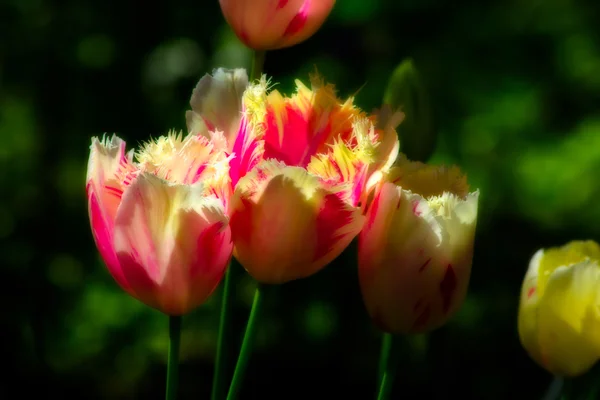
xmin=218 ymin=0 xmax=336 ymax=50
xmin=358 ymin=155 xmax=479 ymax=334
xmin=383 ymin=59 xmax=436 ymax=162
xmin=518 ymin=240 xmax=600 ymax=377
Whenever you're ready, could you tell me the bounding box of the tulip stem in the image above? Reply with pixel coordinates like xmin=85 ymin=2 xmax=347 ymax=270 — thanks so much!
xmin=226 ymin=283 xmax=264 ymax=400
xmin=542 ymin=376 xmax=563 ymax=400
xmin=250 ymin=50 xmax=266 ymax=81
xmin=211 ymin=264 xmax=233 ymax=400
xmin=377 ymin=332 xmax=393 ymax=388
xmin=166 ymin=315 xmax=182 ymax=400
xmin=376 ymin=333 xmax=398 ymax=400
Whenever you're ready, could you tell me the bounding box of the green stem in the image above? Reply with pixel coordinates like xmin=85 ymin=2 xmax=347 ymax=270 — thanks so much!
xmin=542 ymin=376 xmax=563 ymax=400
xmin=166 ymin=315 xmax=182 ymax=400
xmin=376 ymin=333 xmax=397 ymax=400
xmin=225 ymin=284 xmax=264 ymax=400
xmin=250 ymin=50 xmax=266 ymax=81
xmin=377 ymin=332 xmax=393 ymax=387
xmin=211 ymin=264 xmax=233 ymax=400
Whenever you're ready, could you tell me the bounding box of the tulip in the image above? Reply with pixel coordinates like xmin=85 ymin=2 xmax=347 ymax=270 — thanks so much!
xmin=358 ymin=155 xmax=479 ymax=334
xmin=219 ymin=0 xmax=336 ymax=50
xmin=86 ymin=131 xmax=233 ymax=315
xmin=228 ymin=74 xmax=402 ymax=283
xmin=518 ymin=240 xmax=600 ymax=377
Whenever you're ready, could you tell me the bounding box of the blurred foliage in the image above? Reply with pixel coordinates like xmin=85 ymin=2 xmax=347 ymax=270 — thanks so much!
xmin=383 ymin=58 xmax=436 ymax=162
xmin=2 ymin=0 xmax=600 ymax=398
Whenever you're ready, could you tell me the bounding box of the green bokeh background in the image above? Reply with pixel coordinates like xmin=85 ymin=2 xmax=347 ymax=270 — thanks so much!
xmin=3 ymin=0 xmax=600 ymax=398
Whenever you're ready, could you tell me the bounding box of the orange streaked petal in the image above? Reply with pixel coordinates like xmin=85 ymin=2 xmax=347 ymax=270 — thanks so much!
xmin=260 ymin=74 xmax=365 ymax=168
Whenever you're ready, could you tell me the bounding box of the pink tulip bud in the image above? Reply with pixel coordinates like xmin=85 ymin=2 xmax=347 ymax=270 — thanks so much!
xmin=219 ymin=0 xmax=336 ymax=50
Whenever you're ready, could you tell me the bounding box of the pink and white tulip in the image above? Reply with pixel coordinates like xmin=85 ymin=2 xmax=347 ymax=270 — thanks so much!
xmin=86 ymin=131 xmax=233 ymax=315
xmin=218 ymin=0 xmax=336 ymax=50
xmin=358 ymin=155 xmax=479 ymax=333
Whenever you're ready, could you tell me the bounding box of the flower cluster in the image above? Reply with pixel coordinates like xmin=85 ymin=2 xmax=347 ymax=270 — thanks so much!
xmin=86 ymin=66 xmax=480 ymax=334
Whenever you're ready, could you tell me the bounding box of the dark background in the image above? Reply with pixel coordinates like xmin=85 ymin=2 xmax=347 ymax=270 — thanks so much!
xmin=2 ymin=0 xmax=600 ymax=398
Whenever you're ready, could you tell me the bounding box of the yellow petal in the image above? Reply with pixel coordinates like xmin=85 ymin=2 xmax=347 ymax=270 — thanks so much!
xmin=534 ymin=260 xmax=600 ymax=376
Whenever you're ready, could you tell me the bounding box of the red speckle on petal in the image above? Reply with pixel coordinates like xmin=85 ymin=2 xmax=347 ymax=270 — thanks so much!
xmin=411 ymin=200 xmax=421 ymax=216
xmin=419 ymin=257 xmax=432 ymax=272
xmin=329 ymin=158 xmax=343 ymax=178
xmin=371 ymin=307 xmax=393 ymax=333
xmin=413 ymin=298 xmax=424 ymax=312
xmin=412 ymin=304 xmax=431 ymax=331
xmin=283 ymin=9 xmax=308 ymax=37
xmin=277 ymin=0 xmax=289 ymax=9
xmin=439 ymin=264 xmax=457 ymax=314
xmin=202 ymin=117 xmax=215 ymax=132
xmin=313 ymin=193 xmax=355 ymax=261
xmin=527 ymin=287 xmax=536 ymax=299
xmin=256 ymin=167 xmax=267 ymax=182
xmin=103 ymin=184 xmax=124 ymax=199
xmin=396 ymin=198 xmax=402 ymax=210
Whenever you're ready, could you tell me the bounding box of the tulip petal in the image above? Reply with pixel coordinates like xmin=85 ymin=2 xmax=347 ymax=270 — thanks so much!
xmin=229 ymin=115 xmax=264 ymax=187
xmin=86 ymin=135 xmax=136 ymax=293
xmin=277 ymin=0 xmax=336 ymax=49
xmin=230 ymin=160 xmax=364 ymax=283
xmin=261 ymin=75 xmax=364 ymax=168
xmin=517 ymin=249 xmax=545 ymax=371
xmin=528 ymin=260 xmax=600 ymax=376
xmin=113 ymin=173 xmax=232 ymax=315
xmin=186 ymin=68 xmax=248 ymax=147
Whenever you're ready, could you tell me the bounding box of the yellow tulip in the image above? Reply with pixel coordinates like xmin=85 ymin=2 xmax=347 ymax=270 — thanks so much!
xmin=518 ymin=240 xmax=600 ymax=377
